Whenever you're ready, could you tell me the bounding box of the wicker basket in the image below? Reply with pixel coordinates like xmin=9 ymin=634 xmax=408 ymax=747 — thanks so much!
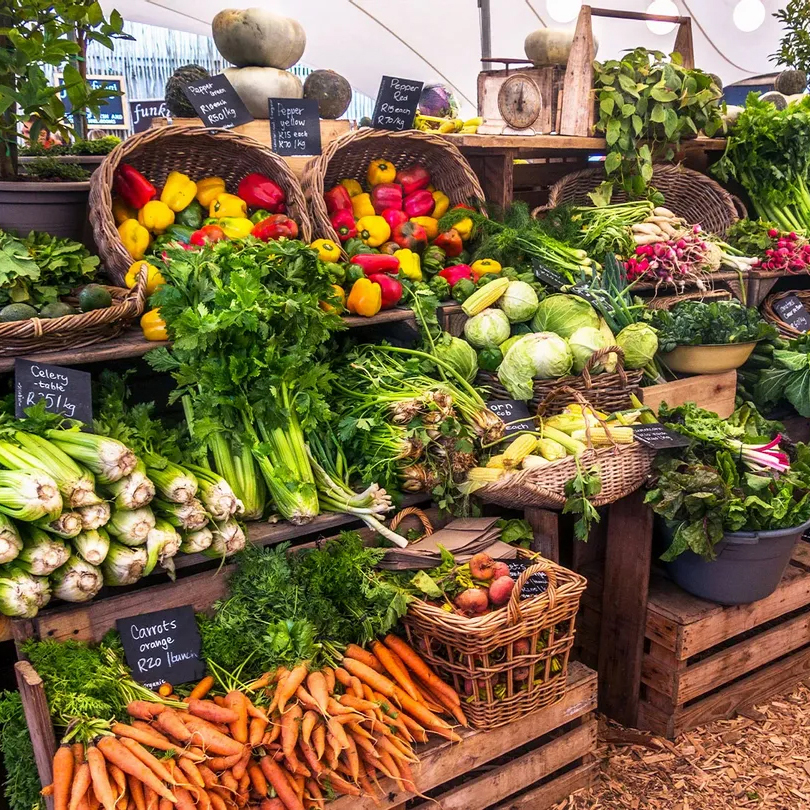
xmin=542 ymin=163 xmax=745 ymax=235
xmin=762 ymin=290 xmax=810 ymax=339
xmin=644 ymin=288 xmax=733 ymax=310
xmin=477 ymin=346 xmax=643 ymax=416
xmin=403 ymin=549 xmax=586 ymax=730
xmin=90 ymin=126 xmax=312 ymax=285
xmin=0 ymin=268 xmax=146 ymax=357
xmin=301 ymin=129 xmax=485 ymax=250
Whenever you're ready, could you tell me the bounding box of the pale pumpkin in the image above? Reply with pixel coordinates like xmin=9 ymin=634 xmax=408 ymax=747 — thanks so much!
xmin=223 ymin=67 xmax=303 ymax=118
xmin=213 ymin=8 xmax=306 ymax=69
xmin=523 ymin=29 xmax=599 ymax=66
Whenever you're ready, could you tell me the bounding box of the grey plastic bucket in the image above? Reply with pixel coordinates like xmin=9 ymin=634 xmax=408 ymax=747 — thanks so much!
xmin=663 ymin=517 xmax=810 ymax=605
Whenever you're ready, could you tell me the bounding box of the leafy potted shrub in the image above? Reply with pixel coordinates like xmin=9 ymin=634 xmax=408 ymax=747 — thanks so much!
xmin=0 ymin=0 xmax=128 ymax=239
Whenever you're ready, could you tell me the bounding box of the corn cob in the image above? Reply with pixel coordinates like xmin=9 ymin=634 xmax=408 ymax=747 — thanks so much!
xmin=607 ymin=409 xmax=643 ymax=426
xmin=486 ymin=454 xmax=506 ymax=469
xmin=536 ymin=437 xmax=567 ymax=461
xmin=461 ymin=276 xmax=510 ymax=316
xmin=501 ymin=434 xmax=537 ymax=468
xmin=540 ymin=425 xmax=587 ymax=456
xmin=522 ymin=455 xmax=550 ymax=470
xmin=543 ymin=413 xmax=587 ymax=434
xmin=571 ymin=427 xmax=634 ymax=446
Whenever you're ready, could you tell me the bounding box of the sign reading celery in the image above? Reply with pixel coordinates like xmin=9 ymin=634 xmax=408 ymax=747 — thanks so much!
xmin=14 ymin=359 xmax=92 ymax=424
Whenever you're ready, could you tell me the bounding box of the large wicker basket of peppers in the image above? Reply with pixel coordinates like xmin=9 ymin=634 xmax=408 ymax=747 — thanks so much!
xmin=90 ymin=125 xmax=312 ymax=284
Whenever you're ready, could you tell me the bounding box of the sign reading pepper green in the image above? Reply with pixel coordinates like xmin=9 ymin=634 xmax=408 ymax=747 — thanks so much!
xmin=182 ymin=74 xmax=253 ymax=129
xmin=268 ymin=98 xmax=322 ymax=156
xmin=372 ymin=76 xmax=423 ymax=131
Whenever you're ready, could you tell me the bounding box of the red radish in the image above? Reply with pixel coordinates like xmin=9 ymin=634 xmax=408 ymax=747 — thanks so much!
xmin=468 ymin=552 xmax=496 ymax=581
xmin=489 ymin=576 xmax=516 ymax=606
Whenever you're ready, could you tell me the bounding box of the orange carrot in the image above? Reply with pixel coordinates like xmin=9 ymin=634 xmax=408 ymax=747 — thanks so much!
xmin=53 ymin=744 xmax=75 ymax=810
xmin=249 ymin=715 xmax=269 ymax=747
xmin=224 ymin=691 xmax=248 ymax=744
xmin=86 ymin=747 xmax=116 ymax=810
xmin=344 ymin=646 xmax=384 ymax=673
xmin=300 ymin=712 xmax=317 ymax=748
xmin=72 ymin=743 xmax=84 ymax=765
xmin=299 ymin=741 xmax=325 ymax=778
xmin=206 ymin=752 xmax=242 ymax=771
xmin=188 ymin=676 xmax=215 ymax=700
xmin=383 ymin=635 xmax=461 ymax=706
xmin=245 ymin=700 xmax=268 ymax=722
xmin=153 ymin=709 xmax=193 ymax=743
xmin=245 ymin=762 xmax=266 ymax=797
xmin=304 ymin=778 xmax=324 ymax=810
xmin=293 ymin=686 xmax=319 ymax=713
xmin=182 ymin=717 xmax=244 ymax=756
xmin=324 ymin=773 xmax=361 ymax=797
xmin=245 ymin=671 xmax=273 ymax=692
xmin=173 ymin=786 xmax=195 ymax=810
xmin=43 ymin=784 xmax=55 ymax=798
xmin=127 ymin=776 xmax=145 ymax=810
xmin=327 ymin=718 xmax=349 ymax=750
xmin=96 ymin=737 xmax=177 ymax=804
xmin=238 ymin=771 xmax=250 ymax=794
xmin=114 ymin=724 xmax=175 ymax=752
xmin=347 ymin=730 xmax=377 ymax=759
xmin=343 ymin=735 xmax=360 ymax=783
xmin=345 ymin=720 xmax=374 ymax=742
xmin=338 ymin=695 xmax=377 ymax=714
xmin=188 ymin=699 xmax=239 ymax=725
xmin=311 ymin=724 xmax=325 ymax=762
xmin=356 ymin=771 xmax=378 ymax=804
xmin=321 ymin=668 xmax=335 ymax=695
xmin=107 ymin=763 xmax=127 ymax=807
xmin=219 ymin=771 xmax=238 ymax=793
xmin=340 ymin=659 xmax=397 ymax=698
xmin=417 ymin=678 xmax=468 ymax=727
xmin=177 ymin=757 xmax=205 ymax=788
xmin=68 ymin=762 xmax=92 ymax=810
xmin=305 ymin=673 xmax=328 ymax=715
xmin=258 ymin=757 xmax=304 ymax=810
xmin=187 ymin=785 xmax=211 ymax=810
xmin=349 ymin=677 xmax=364 ymax=700
xmin=117 ymin=738 xmax=176 ymax=784
xmin=158 ymin=798 xmax=171 ymax=810
xmin=371 ymin=642 xmax=420 ymax=702
xmin=143 ymin=785 xmax=157 ymax=810
xmin=196 ymin=765 xmax=217 ymax=790
xmin=266 ymin=719 xmax=281 ymax=745
xmin=276 ymin=664 xmax=308 ymax=715
xmin=281 ymin=705 xmax=302 ymax=762
xmin=126 ymin=702 xmax=166 ymax=722
xmin=207 ymin=793 xmax=227 ymax=810
xmin=333 ymin=668 xmax=352 ymax=689
xmin=231 ymin=747 xmax=251 ymax=782
xmin=391 ymin=688 xmax=448 ymax=730
xmin=259 ymin=800 xmax=284 ymax=810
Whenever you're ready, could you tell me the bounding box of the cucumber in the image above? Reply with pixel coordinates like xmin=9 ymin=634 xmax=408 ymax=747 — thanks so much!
xmin=78 ymin=285 xmax=113 ymax=312
xmin=0 ymin=303 xmax=37 ymax=322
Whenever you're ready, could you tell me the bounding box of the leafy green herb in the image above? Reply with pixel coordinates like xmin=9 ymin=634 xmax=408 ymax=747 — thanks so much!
xmin=725 ymin=218 xmax=783 ymax=258
xmin=497 ymin=518 xmax=533 ymax=548
xmin=562 ymin=462 xmax=602 ymax=541
xmin=772 ymin=0 xmax=810 ymax=74
xmin=755 ymin=334 xmax=810 ymax=417
xmin=0 ymin=691 xmax=42 ymax=810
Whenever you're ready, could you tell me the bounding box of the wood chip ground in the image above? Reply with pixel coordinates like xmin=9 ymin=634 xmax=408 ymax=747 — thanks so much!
xmin=551 ymin=681 xmax=810 ymax=809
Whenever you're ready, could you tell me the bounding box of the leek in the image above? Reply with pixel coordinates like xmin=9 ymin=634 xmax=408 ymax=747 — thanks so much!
xmin=0 ymin=564 xmax=51 ymax=617
xmin=34 ymin=511 xmax=82 ymax=538
xmin=0 ymin=470 xmax=62 ymax=521
xmin=179 ymin=526 xmax=213 ymax=554
xmin=106 ymin=506 xmax=155 ymax=546
xmin=104 ymin=459 xmax=155 ymax=509
xmin=204 ymin=519 xmax=246 ymax=558
xmin=17 ymin=526 xmax=70 ymax=576
xmin=184 ymin=463 xmax=240 ymax=521
xmin=144 ymin=519 xmax=181 ymax=576
xmin=78 ymin=502 xmax=111 ymax=531
xmin=102 ymin=541 xmax=147 ymax=586
xmin=144 ymin=457 xmax=197 ymax=504
xmin=74 ymin=528 xmax=110 ymax=566
xmin=51 ymin=555 xmax=103 ymax=603
xmin=0 ymin=515 xmax=22 ymax=565
xmin=45 ymin=429 xmax=137 ymax=484
xmin=154 ymin=498 xmax=209 ymax=532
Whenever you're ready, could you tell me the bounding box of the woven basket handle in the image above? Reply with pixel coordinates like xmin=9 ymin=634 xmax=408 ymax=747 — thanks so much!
xmin=506 ymin=560 xmax=559 ymax=626
xmin=581 ymin=345 xmax=627 ymax=388
xmin=731 ymin=194 xmax=748 ymax=221
xmin=388 ymin=508 xmax=434 ymax=544
xmin=127 ymin=263 xmax=149 ymax=314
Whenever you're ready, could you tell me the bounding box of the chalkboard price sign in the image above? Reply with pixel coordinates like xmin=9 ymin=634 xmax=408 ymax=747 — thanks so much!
xmin=15 ymin=359 xmax=92 ymax=424
xmin=531 ymin=259 xmax=567 ymax=290
xmin=182 ymin=75 xmax=253 ymax=129
xmin=372 ymin=76 xmax=423 ymax=131
xmin=632 ymin=423 xmax=691 ymax=449
xmin=773 ymin=294 xmax=810 ymax=334
xmin=117 ymin=606 xmax=205 ymax=690
xmin=486 ymin=399 xmax=536 ymax=443
xmin=268 ymin=98 xmax=321 ymax=156
xmin=505 ymin=559 xmax=549 ymax=598
xmin=569 ymin=282 xmax=611 ymax=312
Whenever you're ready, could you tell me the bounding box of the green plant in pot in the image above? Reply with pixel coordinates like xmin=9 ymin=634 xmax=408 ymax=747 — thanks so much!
xmin=0 ymin=0 xmax=129 ymax=239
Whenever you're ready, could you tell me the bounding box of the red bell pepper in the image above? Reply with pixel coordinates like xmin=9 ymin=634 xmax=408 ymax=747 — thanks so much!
xmin=393 ymin=221 xmax=428 ymax=253
xmin=189 ymin=224 xmax=227 ymax=246
xmin=368 ymin=273 xmax=403 ymax=310
xmin=433 ymin=229 xmax=463 ymax=257
xmin=350 ymin=254 xmax=401 ymax=275
xmin=381 ymin=208 xmax=408 ymax=233
xmin=324 ymin=185 xmax=354 ymax=216
xmin=438 ymin=265 xmax=473 ymax=288
xmin=114 ymin=164 xmax=156 ymax=210
xmin=395 ymin=163 xmax=431 ymax=195
xmin=403 ymin=189 xmax=435 ymax=219
xmin=251 ymin=214 xmax=299 ymax=241
xmin=238 ymin=173 xmax=286 ymax=213
xmin=371 ymin=183 xmax=403 ymax=214
xmin=331 ymin=209 xmax=357 ymax=242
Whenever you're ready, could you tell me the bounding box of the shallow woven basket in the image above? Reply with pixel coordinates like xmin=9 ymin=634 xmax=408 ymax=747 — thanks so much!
xmin=644 ymin=288 xmax=732 ymax=310
xmin=403 ymin=549 xmax=586 ymax=730
xmin=477 ymin=346 xmax=642 ymax=416
xmin=762 ymin=289 xmax=810 ymax=339
xmin=543 ymin=163 xmax=745 ymax=236
xmin=301 ymin=129 xmax=485 ymax=252
xmin=0 ymin=268 xmax=146 ymax=357
xmin=90 ymin=126 xmax=312 ymax=285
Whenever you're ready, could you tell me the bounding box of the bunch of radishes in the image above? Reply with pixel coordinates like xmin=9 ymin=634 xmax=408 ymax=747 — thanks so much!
xmin=625 ymin=224 xmax=723 ymax=283
xmin=452 ymin=552 xmax=518 ymax=616
xmin=757 ymin=229 xmax=810 ymax=273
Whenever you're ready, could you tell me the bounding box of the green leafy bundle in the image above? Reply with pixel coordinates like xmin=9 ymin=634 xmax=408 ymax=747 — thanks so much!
xmin=0 ymin=691 xmax=41 ymax=810
xmin=755 ymin=334 xmax=810 ymax=417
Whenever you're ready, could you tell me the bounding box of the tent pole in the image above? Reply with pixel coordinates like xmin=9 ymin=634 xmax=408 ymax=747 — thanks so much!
xmin=479 ymin=0 xmax=492 ymax=71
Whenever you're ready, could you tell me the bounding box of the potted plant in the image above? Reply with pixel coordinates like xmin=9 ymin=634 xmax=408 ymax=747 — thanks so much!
xmin=0 ymin=0 xmax=129 ymax=239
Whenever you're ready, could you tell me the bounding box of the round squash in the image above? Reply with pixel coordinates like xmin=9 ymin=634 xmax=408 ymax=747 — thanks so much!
xmin=760 ymin=91 xmax=788 ymax=110
xmin=775 ymin=69 xmax=807 ymax=95
xmin=213 ymin=8 xmax=306 ymax=69
xmin=524 ymin=29 xmax=598 ymax=66
xmin=223 ymin=67 xmax=303 ymax=118
xmin=165 ymin=64 xmax=210 ymax=118
xmin=303 ymin=69 xmax=352 ymax=119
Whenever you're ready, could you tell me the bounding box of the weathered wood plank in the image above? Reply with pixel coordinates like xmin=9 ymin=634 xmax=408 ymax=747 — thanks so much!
xmin=442 ymin=133 xmax=726 ymax=153
xmin=640 ymin=642 xmax=686 ymax=702
xmin=641 ymin=370 xmax=737 ymax=418
xmin=525 ymin=508 xmax=560 ymax=562
xmin=559 ymin=6 xmax=596 ymax=137
xmin=490 ymin=760 xmax=598 ymax=810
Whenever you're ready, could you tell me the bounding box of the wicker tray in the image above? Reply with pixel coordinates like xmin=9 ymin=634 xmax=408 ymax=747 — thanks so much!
xmin=763 ymin=289 xmax=810 ymax=339
xmin=403 ymin=549 xmax=586 ymax=730
xmin=89 ymin=126 xmax=312 ymax=285
xmin=0 ymin=268 xmax=146 ymax=357
xmin=543 ymin=163 xmax=745 ymax=236
xmin=644 ymin=288 xmax=732 ymax=310
xmin=301 ymin=129 xmax=485 ymax=253
xmin=477 ymin=345 xmax=642 ymax=416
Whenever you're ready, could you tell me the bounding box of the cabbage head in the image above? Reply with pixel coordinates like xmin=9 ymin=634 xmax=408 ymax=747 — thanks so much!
xmin=597 ymin=318 xmax=618 ymax=373
xmin=568 ymin=326 xmax=609 ymax=374
xmin=496 ymin=280 xmax=539 ymax=323
xmin=434 ymin=335 xmax=478 ymax=382
xmin=616 ymin=322 xmax=659 ymax=369
xmin=464 ymin=308 xmax=511 ymax=349
xmin=499 ymin=334 xmax=523 ymax=356
xmin=497 ymin=332 xmax=573 ymax=400
xmin=531 ymin=294 xmax=599 ymax=338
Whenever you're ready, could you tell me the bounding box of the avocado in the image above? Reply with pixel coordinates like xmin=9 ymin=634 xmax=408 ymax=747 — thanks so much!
xmin=0 ymin=303 xmax=38 ymax=322
xmin=78 ymin=285 xmax=113 ymax=312
xmin=40 ymin=302 xmax=78 ymax=319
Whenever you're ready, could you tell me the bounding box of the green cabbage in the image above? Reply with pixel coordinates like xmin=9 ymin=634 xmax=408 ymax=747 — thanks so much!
xmin=496 ymin=281 xmax=539 ymax=323
xmin=568 ymin=326 xmax=609 ymax=374
xmin=434 ymin=335 xmax=478 ymax=382
xmin=616 ymin=322 xmax=659 ymax=369
xmin=464 ymin=309 xmax=511 ymax=349
xmin=531 ymin=294 xmax=599 ymax=338
xmin=597 ymin=318 xmax=618 ymax=373
xmin=497 ymin=332 xmax=573 ymax=399
xmin=499 ymin=335 xmax=523 ymax=356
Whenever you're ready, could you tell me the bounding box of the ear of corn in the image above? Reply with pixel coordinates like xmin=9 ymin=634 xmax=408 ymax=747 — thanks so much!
xmin=543 ymin=414 xmax=588 ymax=434
xmin=571 ymin=427 xmax=634 ymax=446
xmin=540 ymin=425 xmax=587 ymax=456
xmin=607 ymin=409 xmax=642 ymax=426
xmin=461 ymin=276 xmax=510 ymax=316
xmin=522 ymin=455 xmax=550 ymax=470
xmin=501 ymin=434 xmax=538 ymax=468
xmin=536 ymin=438 xmax=567 ymax=461
xmin=486 ymin=454 xmax=506 ymax=469
xmin=458 ymin=466 xmax=506 ymax=494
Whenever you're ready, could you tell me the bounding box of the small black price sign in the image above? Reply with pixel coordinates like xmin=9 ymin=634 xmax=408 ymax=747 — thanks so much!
xmin=486 ymin=399 xmax=536 ymax=443
xmin=505 ymin=559 xmax=548 ymax=598
xmin=182 ymin=74 xmax=253 ymax=129
xmin=117 ymin=606 xmax=205 ymax=690
xmin=531 ymin=259 xmax=567 ymax=290
xmin=268 ymin=98 xmax=322 ymax=156
xmin=569 ymin=282 xmax=611 ymax=313
xmin=632 ymin=423 xmax=691 ymax=449
xmin=372 ymin=75 xmax=423 ymax=131
xmin=773 ymin=294 xmax=810 ymax=334
xmin=15 ymin=359 xmax=92 ymax=424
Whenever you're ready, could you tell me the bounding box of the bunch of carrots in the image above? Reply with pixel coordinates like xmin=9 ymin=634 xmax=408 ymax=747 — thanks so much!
xmin=45 ymin=635 xmax=465 ymax=810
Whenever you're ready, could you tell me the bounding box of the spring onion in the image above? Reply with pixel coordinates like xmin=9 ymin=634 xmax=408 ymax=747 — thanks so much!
xmin=106 ymin=506 xmax=155 ymax=546
xmin=0 ymin=564 xmax=51 ymax=617
xmin=33 ymin=511 xmax=83 ymax=538
xmin=104 ymin=459 xmax=155 ymax=510
xmin=51 ymin=555 xmax=103 ymax=603
xmin=17 ymin=526 xmax=70 ymax=576
xmin=204 ymin=519 xmax=246 ymax=558
xmin=73 ymin=528 xmax=110 ymax=566
xmin=101 ymin=541 xmax=147 ymax=586
xmin=144 ymin=519 xmax=181 ymax=577
xmin=45 ymin=429 xmax=137 ymax=484
xmin=78 ymin=502 xmax=111 ymax=531
xmin=0 ymin=470 xmax=62 ymax=521
xmin=0 ymin=515 xmax=22 ymax=565
xmin=179 ymin=526 xmax=213 ymax=554
xmin=184 ymin=463 xmax=241 ymax=520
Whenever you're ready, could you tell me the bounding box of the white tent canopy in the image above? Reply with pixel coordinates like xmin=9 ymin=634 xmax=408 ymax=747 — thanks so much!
xmin=101 ymin=0 xmax=788 ymax=115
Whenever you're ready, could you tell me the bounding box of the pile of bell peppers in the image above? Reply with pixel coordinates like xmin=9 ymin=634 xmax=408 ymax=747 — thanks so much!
xmin=113 ymin=164 xmax=300 ymax=260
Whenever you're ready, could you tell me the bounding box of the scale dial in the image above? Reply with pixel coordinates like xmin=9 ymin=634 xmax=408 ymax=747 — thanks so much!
xmin=497 ymin=74 xmax=542 ymax=129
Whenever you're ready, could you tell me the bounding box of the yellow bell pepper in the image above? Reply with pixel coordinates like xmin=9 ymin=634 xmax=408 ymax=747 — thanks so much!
xmin=137 ymin=200 xmax=175 ymax=234
xmin=346 ymin=277 xmax=382 ymax=316
xmin=160 ymin=171 xmax=198 ymax=212
xmin=410 ymin=216 xmax=439 ymax=240
xmin=426 ymin=184 xmax=436 ymax=193
xmin=471 ymin=259 xmax=503 ymax=280
xmin=218 ymin=217 xmax=254 ymax=239
xmin=310 ymin=238 xmax=341 ymax=263
xmin=351 ymin=193 xmax=375 ymax=220
xmin=394 ymin=249 xmax=422 ymax=282
xmin=118 ymin=219 xmax=151 ymax=260
xmin=356 ymin=216 xmax=391 ymax=247
xmin=432 ymin=190 xmax=450 ymax=219
xmin=210 ymin=193 xmax=247 ymax=219
xmin=320 ymin=284 xmax=346 ymax=314
xmin=339 ymin=178 xmax=363 ymax=197
xmin=196 ymin=176 xmax=227 ymax=208
xmin=140 ymin=308 xmax=168 ymax=341
xmin=454 ymin=216 xmax=474 ymax=241
xmin=125 ymin=261 xmax=165 ymax=296
xmin=366 ymin=158 xmax=396 ymax=187
xmin=112 ymin=197 xmax=136 ymax=226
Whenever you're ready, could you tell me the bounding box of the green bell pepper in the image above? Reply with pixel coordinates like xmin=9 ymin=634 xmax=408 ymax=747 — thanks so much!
xmin=477 ymin=347 xmax=503 ymax=372
xmin=324 ymin=261 xmax=346 ymax=284
xmin=451 ymin=277 xmax=476 ymax=303
xmin=344 ymin=237 xmax=378 ymax=258
xmin=250 ymin=209 xmax=272 ymax=224
xmin=163 ymin=224 xmax=195 ymax=244
xmin=345 ymin=265 xmax=365 ymax=285
xmin=175 ymin=199 xmax=205 ymax=229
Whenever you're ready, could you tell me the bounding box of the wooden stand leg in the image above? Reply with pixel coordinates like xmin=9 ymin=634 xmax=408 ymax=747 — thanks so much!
xmin=467 ymin=151 xmax=515 ymax=209
xmin=526 ymin=507 xmax=560 ymax=562
xmin=597 ymin=490 xmax=654 ymax=727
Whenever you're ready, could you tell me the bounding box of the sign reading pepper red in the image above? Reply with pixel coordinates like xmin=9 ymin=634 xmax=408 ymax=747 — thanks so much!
xmin=372 ymin=76 xmax=423 ymax=131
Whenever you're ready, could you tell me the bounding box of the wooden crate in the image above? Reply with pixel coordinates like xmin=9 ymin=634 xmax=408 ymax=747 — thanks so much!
xmin=641 ymin=370 xmax=737 ymax=418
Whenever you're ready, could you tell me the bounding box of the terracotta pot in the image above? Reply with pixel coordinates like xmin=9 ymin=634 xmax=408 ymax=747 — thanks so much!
xmin=0 ymin=180 xmax=90 ymax=242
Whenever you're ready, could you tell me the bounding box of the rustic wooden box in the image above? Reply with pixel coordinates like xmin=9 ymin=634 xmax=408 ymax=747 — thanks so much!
xmin=641 ymin=370 xmax=737 ymax=419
